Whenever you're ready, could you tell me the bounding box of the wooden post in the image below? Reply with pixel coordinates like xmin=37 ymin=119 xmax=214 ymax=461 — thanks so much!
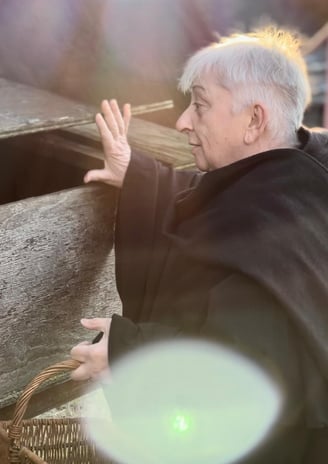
xmin=0 ymin=184 xmax=121 ymax=415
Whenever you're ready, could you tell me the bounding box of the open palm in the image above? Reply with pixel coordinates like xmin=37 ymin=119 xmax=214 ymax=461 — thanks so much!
xmin=84 ymin=99 xmax=131 ymax=188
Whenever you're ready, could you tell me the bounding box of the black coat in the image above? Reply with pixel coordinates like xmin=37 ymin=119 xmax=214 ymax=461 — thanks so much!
xmin=108 ymin=127 xmax=328 ymax=462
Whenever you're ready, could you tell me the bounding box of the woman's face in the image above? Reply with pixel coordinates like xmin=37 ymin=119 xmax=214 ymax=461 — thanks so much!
xmin=176 ymin=73 xmax=252 ymax=171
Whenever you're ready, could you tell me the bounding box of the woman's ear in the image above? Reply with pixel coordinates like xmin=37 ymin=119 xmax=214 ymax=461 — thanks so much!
xmin=244 ymin=104 xmax=267 ymax=145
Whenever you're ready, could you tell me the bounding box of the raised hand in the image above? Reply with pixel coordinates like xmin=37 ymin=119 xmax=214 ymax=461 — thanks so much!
xmin=84 ymin=99 xmax=132 ymax=188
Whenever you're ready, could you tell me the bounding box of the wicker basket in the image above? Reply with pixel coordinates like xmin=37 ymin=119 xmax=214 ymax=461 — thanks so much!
xmin=0 ymin=359 xmax=110 ymax=463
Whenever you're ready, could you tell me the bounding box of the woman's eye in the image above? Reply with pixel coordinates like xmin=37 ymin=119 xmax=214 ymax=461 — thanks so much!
xmin=193 ymin=102 xmax=202 ymax=111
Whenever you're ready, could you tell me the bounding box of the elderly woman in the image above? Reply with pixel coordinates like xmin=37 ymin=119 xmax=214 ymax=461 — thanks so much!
xmin=71 ymin=27 xmax=328 ymax=463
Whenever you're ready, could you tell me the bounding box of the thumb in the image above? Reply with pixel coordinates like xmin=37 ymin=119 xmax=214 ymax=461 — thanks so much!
xmin=81 ymin=317 xmax=110 ymax=333
xmin=84 ymin=169 xmax=111 ymax=185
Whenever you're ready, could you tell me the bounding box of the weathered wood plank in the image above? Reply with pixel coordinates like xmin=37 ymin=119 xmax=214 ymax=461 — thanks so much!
xmin=130 ymin=118 xmax=196 ymax=168
xmin=0 ymin=184 xmax=121 ymax=411
xmin=0 ymin=77 xmax=175 ymax=142
xmin=0 ymin=78 xmax=95 ymax=139
xmin=129 ymin=100 xmax=174 ymax=116
xmin=0 ymin=379 xmax=92 ymax=421
xmin=62 ymin=117 xmax=196 ymax=169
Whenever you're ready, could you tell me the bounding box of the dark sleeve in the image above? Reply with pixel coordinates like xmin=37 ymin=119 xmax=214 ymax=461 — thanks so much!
xmin=108 ymin=272 xmax=302 ymax=400
xmin=115 ymin=151 xmax=201 ymax=322
xmin=108 ymin=313 xmax=180 ymax=361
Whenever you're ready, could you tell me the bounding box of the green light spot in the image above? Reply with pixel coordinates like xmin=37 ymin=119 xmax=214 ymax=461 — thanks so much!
xmin=173 ymin=414 xmax=190 ymax=432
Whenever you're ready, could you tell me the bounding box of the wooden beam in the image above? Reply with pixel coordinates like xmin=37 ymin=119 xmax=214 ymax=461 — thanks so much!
xmin=0 ymin=379 xmax=92 ymax=421
xmin=0 ymin=78 xmax=95 ymax=139
xmin=0 ymin=76 xmax=175 ymax=141
xmin=4 ymin=115 xmax=196 ymax=175
xmin=61 ymin=117 xmax=196 ymax=169
xmin=0 ymin=184 xmax=121 ymax=412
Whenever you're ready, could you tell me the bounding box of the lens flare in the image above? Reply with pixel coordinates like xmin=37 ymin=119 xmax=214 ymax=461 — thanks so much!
xmin=172 ymin=413 xmax=191 ymax=432
xmin=83 ymin=339 xmax=283 ymax=464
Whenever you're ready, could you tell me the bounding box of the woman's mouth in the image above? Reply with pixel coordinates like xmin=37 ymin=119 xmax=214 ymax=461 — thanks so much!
xmin=190 ymin=144 xmax=201 ymax=155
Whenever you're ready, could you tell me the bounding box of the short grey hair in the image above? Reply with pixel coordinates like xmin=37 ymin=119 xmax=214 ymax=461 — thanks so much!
xmin=178 ymin=27 xmax=312 ymax=145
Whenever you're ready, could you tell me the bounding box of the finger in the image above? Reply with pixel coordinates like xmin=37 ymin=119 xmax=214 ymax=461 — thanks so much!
xmin=95 ymin=112 xmax=115 ymax=144
xmin=81 ymin=317 xmax=110 ymax=333
xmin=110 ymin=99 xmax=125 ymax=136
xmin=84 ymin=169 xmax=111 ymax=184
xmin=123 ymin=103 xmax=131 ymax=135
xmin=101 ymin=100 xmax=119 ymax=138
xmin=70 ymin=363 xmax=92 ymax=381
xmin=70 ymin=343 xmax=91 ymax=361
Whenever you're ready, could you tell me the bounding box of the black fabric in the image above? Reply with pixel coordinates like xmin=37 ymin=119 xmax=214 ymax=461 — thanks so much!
xmin=297 ymin=125 xmax=328 ymax=169
xmin=114 ymin=151 xmax=201 ymax=325
xmin=108 ymin=128 xmax=328 ymax=462
xmin=164 ymin=148 xmax=328 ymax=379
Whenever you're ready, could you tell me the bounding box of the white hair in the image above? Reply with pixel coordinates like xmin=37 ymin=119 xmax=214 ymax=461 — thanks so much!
xmin=178 ymin=27 xmax=312 ymax=145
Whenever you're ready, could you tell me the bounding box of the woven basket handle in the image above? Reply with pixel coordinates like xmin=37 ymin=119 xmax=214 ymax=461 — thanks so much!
xmin=8 ymin=359 xmax=80 ymax=443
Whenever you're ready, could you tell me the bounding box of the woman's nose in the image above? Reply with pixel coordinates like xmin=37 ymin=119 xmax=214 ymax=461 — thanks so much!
xmin=175 ymin=107 xmax=192 ymax=133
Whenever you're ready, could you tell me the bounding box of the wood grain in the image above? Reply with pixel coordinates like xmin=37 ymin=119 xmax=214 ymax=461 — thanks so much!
xmin=0 ymin=104 xmax=196 ymax=416
xmin=0 ymin=78 xmax=95 ymax=139
xmin=63 ymin=116 xmax=196 ymax=169
xmin=0 ymin=184 xmax=122 ymax=412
